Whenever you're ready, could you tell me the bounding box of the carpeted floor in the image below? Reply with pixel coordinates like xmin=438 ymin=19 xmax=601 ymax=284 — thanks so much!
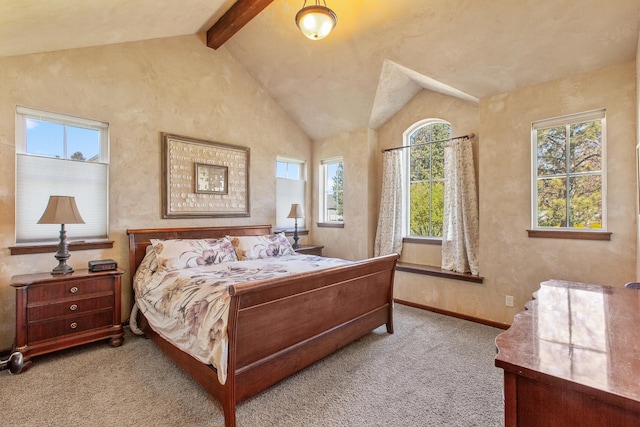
xmin=1 ymin=304 xmax=504 ymax=427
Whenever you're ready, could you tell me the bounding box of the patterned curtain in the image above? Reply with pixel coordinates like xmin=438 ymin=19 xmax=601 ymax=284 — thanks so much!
xmin=441 ymin=139 xmax=479 ymax=275
xmin=374 ymin=150 xmax=404 ymax=257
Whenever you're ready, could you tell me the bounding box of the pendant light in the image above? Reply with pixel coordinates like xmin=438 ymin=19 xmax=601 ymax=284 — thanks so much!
xmin=295 ymin=0 xmax=337 ymax=40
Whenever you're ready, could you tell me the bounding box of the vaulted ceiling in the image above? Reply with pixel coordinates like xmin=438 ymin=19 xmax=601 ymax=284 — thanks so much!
xmin=1 ymin=0 xmax=638 ymax=141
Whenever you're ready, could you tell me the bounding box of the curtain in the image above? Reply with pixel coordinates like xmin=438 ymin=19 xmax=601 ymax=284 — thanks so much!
xmin=374 ymin=150 xmax=404 ymax=257
xmin=441 ymin=139 xmax=479 ymax=275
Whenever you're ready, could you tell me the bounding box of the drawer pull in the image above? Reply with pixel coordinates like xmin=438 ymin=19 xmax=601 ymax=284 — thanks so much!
xmin=70 ymin=304 xmax=78 ymax=311
xmin=70 ymin=322 xmax=78 ymax=329
xmin=70 ymin=286 xmax=79 ymax=294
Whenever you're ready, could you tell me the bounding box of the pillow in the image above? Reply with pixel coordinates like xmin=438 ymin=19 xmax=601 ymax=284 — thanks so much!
xmin=150 ymin=237 xmax=238 ymax=272
xmin=227 ymin=233 xmax=296 ymax=261
xmin=132 ymin=245 xmax=159 ymax=294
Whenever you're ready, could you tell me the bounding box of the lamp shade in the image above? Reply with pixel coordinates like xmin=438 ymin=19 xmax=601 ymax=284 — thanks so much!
xmin=287 ymin=203 xmax=305 ymax=219
xmin=295 ymin=4 xmax=337 ymax=40
xmin=38 ymin=196 xmax=85 ymax=225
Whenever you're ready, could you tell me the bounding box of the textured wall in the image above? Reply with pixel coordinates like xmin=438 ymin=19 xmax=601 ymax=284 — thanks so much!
xmin=378 ymin=62 xmax=636 ymax=326
xmin=311 ymin=128 xmax=377 ymax=260
xmin=0 ymin=34 xmax=311 ymax=350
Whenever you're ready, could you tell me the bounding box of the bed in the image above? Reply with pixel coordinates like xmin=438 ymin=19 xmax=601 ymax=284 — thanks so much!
xmin=127 ymin=225 xmax=398 ymax=427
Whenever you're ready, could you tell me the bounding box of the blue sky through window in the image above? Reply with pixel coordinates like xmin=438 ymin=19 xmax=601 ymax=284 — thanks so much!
xmin=26 ymin=118 xmax=100 ymax=160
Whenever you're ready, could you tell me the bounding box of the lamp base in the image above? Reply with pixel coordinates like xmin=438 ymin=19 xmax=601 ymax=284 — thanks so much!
xmin=51 ymin=261 xmax=74 ymax=275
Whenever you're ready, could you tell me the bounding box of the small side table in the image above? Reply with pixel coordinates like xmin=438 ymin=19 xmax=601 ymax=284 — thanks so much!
xmin=295 ymin=245 xmax=324 ymax=256
xmin=10 ymin=268 xmax=125 ymax=372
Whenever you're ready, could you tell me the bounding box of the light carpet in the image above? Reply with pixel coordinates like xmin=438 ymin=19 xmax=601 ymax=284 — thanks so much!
xmin=1 ymin=304 xmax=504 ymax=426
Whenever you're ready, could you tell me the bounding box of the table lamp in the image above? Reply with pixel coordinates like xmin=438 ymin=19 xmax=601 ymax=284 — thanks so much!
xmin=38 ymin=195 xmax=85 ymax=275
xmin=287 ymin=203 xmax=305 ymax=249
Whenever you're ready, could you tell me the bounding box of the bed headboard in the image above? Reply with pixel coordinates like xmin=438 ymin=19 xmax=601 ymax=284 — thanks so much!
xmin=126 ymin=225 xmax=272 ymax=283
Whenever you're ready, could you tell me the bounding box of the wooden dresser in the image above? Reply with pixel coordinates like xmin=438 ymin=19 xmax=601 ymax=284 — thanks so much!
xmin=10 ymin=268 xmax=125 ymax=371
xmin=495 ymin=279 xmax=640 ymax=426
xmin=294 ymin=245 xmax=324 ymax=256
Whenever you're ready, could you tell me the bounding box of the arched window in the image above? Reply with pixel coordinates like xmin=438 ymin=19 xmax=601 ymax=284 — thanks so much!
xmin=404 ymin=119 xmax=451 ymax=237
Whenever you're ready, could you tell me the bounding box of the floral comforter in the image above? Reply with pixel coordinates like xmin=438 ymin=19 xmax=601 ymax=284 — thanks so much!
xmin=133 ymin=253 xmax=351 ymax=385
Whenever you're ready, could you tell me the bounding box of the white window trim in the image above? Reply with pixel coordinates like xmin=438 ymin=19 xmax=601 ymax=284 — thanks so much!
xmin=530 ymin=109 xmax=607 ymax=232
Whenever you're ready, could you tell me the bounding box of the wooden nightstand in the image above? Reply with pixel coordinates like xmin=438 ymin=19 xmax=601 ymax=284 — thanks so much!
xmin=294 ymin=245 xmax=324 ymax=256
xmin=10 ymin=268 xmax=125 ymax=372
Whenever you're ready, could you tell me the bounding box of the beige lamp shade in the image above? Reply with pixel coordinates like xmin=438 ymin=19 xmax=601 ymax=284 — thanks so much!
xmin=38 ymin=196 xmax=85 ymax=225
xmin=287 ymin=203 xmax=305 ymax=219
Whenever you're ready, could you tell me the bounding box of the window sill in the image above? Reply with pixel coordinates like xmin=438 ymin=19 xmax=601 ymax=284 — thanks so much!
xmin=396 ymin=262 xmax=483 ymax=283
xmin=526 ymin=230 xmax=611 ymax=241
xmin=10 ymin=240 xmax=114 ymax=255
xmin=317 ymin=222 xmax=344 ymax=229
xmin=402 ymin=237 xmax=442 ymax=245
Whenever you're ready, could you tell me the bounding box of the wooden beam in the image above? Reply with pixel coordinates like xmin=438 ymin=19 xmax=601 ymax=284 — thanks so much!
xmin=206 ymin=0 xmax=275 ymax=50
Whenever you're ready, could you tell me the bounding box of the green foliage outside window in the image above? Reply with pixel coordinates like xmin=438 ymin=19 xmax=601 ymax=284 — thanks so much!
xmin=536 ymin=120 xmax=603 ymax=228
xmin=332 ymin=162 xmax=344 ymax=217
xmin=408 ymin=121 xmax=450 ymax=237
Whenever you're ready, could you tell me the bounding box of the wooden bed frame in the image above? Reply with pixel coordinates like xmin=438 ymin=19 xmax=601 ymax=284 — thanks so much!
xmin=127 ymin=225 xmax=398 ymax=427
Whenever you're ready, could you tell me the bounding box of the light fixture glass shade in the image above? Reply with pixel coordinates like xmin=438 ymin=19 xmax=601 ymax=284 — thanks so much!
xmin=295 ymin=5 xmax=337 ymax=40
xmin=287 ymin=203 xmax=305 ymax=219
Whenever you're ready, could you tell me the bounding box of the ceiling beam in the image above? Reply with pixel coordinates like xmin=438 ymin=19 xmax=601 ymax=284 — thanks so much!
xmin=206 ymin=0 xmax=275 ymax=50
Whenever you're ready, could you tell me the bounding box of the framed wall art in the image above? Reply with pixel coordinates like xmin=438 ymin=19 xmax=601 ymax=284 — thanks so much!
xmin=161 ymin=133 xmax=250 ymax=218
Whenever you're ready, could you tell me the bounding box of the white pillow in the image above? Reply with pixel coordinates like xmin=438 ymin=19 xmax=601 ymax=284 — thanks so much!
xmin=226 ymin=233 xmax=296 ymax=261
xmin=150 ymin=237 xmax=238 ymax=272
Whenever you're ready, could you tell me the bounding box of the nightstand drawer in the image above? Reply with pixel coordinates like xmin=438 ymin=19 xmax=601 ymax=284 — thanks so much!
xmin=28 ymin=309 xmax=113 ymax=342
xmin=27 ymin=295 xmax=114 ymax=321
xmin=27 ymin=277 xmax=114 ymax=302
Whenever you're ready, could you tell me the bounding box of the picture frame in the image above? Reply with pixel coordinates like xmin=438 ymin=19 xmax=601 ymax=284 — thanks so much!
xmin=161 ymin=133 xmax=250 ymax=218
xmin=195 ymin=163 xmax=228 ymax=195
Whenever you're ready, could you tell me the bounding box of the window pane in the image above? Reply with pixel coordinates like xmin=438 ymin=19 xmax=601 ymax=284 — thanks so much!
xmin=569 ymin=175 xmax=602 ymax=228
xmin=322 ymin=161 xmax=343 ymax=222
xmin=288 ymin=163 xmax=300 ymax=180
xmin=409 ymin=181 xmax=431 ymax=236
xmin=26 ymin=119 xmax=64 ymax=158
xmin=537 ymin=177 xmax=567 ymax=227
xmin=67 ymin=126 xmax=100 ymax=161
xmin=407 ymin=121 xmax=449 ymax=237
xmin=570 ymin=121 xmax=602 ymax=173
xmin=410 ymin=145 xmax=431 ymax=181
xmin=537 ymin=126 xmax=566 ymax=176
xmin=276 ymin=161 xmax=287 ymax=179
xmin=431 ymin=141 xmax=445 ymax=179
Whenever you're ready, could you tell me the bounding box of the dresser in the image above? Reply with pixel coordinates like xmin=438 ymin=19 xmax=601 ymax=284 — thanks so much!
xmin=294 ymin=245 xmax=324 ymax=256
xmin=495 ymin=279 xmax=640 ymax=426
xmin=11 ymin=268 xmax=125 ymax=371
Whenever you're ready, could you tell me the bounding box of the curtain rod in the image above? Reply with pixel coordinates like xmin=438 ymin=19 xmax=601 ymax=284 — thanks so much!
xmin=381 ymin=133 xmax=475 ymax=153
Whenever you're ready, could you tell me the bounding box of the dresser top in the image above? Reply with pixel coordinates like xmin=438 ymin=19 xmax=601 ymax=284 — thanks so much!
xmin=10 ymin=268 xmax=124 ymax=287
xmin=495 ymin=279 xmax=640 ymax=407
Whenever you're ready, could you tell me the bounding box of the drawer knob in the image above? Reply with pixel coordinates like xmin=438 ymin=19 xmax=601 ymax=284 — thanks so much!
xmin=70 ymin=304 xmax=78 ymax=311
xmin=70 ymin=286 xmax=79 ymax=294
xmin=70 ymin=322 xmax=78 ymax=329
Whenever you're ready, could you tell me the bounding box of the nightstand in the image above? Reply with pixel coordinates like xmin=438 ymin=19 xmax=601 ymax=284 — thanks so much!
xmin=294 ymin=245 xmax=324 ymax=256
xmin=10 ymin=268 xmax=125 ymax=371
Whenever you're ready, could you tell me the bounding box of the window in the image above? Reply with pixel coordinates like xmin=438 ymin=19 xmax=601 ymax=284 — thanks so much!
xmin=16 ymin=106 xmax=109 ymax=244
xmin=319 ymin=158 xmax=343 ymax=224
xmin=276 ymin=158 xmax=305 ymax=230
xmin=532 ymin=110 xmax=606 ymax=231
xmin=404 ymin=119 xmax=451 ymax=237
